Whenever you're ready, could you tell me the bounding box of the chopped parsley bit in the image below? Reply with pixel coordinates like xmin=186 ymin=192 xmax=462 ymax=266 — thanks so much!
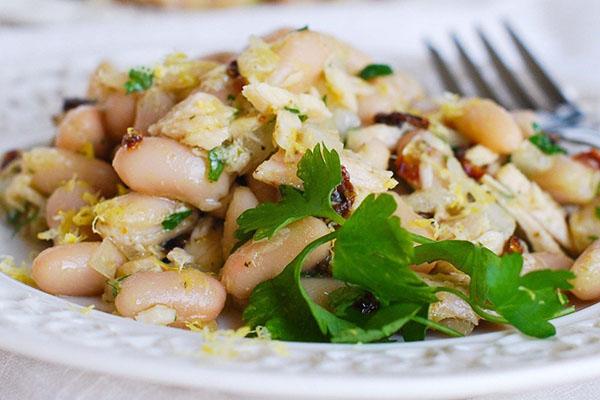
xmin=358 ymin=64 xmax=394 ymax=80
xmin=162 ymin=210 xmax=193 ymax=231
xmin=595 ymin=207 xmax=600 ymax=220
xmin=589 ymin=235 xmax=600 ymax=242
xmin=236 ymin=144 xmax=346 ymax=241
xmin=284 ymin=106 xmax=308 ymax=122
xmin=208 ymin=147 xmax=226 ymax=182
xmin=297 ymin=25 xmax=309 ymax=31
xmin=107 ymin=274 xmax=131 ymax=298
xmin=124 ymin=67 xmax=154 ymax=94
xmin=322 ymin=94 xmax=328 ymax=105
xmin=241 ymin=145 xmax=575 ymax=343
xmin=6 ymin=207 xmax=38 ymax=236
xmin=227 ymin=94 xmax=236 ymax=102
xmin=529 ymin=123 xmax=567 ymax=155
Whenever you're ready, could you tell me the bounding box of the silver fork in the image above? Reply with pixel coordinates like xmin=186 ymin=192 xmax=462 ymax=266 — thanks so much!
xmin=425 ymin=21 xmax=599 ymax=147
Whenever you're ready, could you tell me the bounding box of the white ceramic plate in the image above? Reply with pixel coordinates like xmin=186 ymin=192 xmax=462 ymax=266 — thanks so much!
xmin=2 ymin=0 xmax=600 ymax=398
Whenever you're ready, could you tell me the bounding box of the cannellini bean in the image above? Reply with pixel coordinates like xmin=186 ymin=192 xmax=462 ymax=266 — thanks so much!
xmin=184 ymin=217 xmax=224 ymax=273
xmin=388 ymin=192 xmax=435 ymax=239
xmin=32 ymin=242 xmax=107 ymax=296
xmin=45 ymin=180 xmax=99 ymax=242
xmin=246 ymin=172 xmax=280 ymax=203
xmin=221 ymin=217 xmax=332 ymax=301
xmin=445 ymin=98 xmax=523 ymax=154
xmin=571 ymin=240 xmax=600 ymax=300
xmin=55 ymin=105 xmax=110 ymax=159
xmin=528 ymin=155 xmax=599 ymax=204
xmin=570 ymin=201 xmax=600 ymax=253
xmin=94 ymin=193 xmax=198 ymax=259
xmin=301 ymin=277 xmax=345 ymax=308
xmin=134 ymin=88 xmax=176 ymax=134
xmin=102 ymin=92 xmax=137 ymax=142
xmin=45 ymin=180 xmax=94 ymax=229
xmin=511 ymin=109 xmax=539 ymax=138
xmin=115 ymin=269 xmax=226 ymax=323
xmin=222 ymin=186 xmax=259 ymax=258
xmin=22 ymin=147 xmax=119 ymax=197
xmin=113 ymin=136 xmax=232 ymax=211
xmin=522 ymin=252 xmax=573 ymax=275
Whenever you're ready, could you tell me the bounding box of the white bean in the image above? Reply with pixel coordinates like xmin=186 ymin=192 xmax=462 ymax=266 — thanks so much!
xmin=134 ymin=88 xmax=176 ymax=134
xmin=102 ymin=92 xmax=137 ymax=142
xmin=94 ymin=192 xmax=198 ymax=259
xmin=115 ymin=269 xmax=226 ymax=323
xmin=529 ymin=155 xmax=599 ymax=204
xmin=32 ymin=242 xmax=106 ymax=296
xmin=23 ymin=147 xmax=119 ymax=197
xmin=570 ymin=201 xmax=600 ymax=253
xmin=222 ymin=186 xmax=259 ymax=258
xmin=112 ymin=136 xmax=232 ymax=211
xmin=45 ymin=180 xmax=99 ymax=242
xmin=445 ymin=98 xmax=523 ymax=154
xmin=571 ymin=240 xmax=600 ymax=300
xmin=301 ymin=277 xmax=345 ymax=308
xmin=220 ymin=217 xmax=331 ymax=301
xmin=45 ymin=181 xmax=93 ymax=229
xmin=55 ymin=105 xmax=110 ymax=159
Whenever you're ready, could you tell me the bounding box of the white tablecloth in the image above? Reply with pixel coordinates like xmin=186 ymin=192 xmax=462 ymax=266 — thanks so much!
xmin=1 ymin=0 xmax=600 ymax=399
xmin=0 ymin=348 xmax=598 ymax=400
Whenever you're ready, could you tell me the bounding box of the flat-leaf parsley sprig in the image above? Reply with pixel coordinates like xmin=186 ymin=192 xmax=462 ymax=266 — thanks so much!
xmin=236 ymin=144 xmax=346 ymax=241
xmin=240 ymin=145 xmax=575 ymax=343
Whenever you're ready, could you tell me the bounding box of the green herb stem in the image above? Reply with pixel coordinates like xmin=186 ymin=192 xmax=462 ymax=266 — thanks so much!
xmin=410 ymin=316 xmax=464 ymax=338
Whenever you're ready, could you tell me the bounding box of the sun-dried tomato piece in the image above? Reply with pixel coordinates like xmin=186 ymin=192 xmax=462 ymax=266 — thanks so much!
xmin=395 ymin=155 xmax=420 ymax=187
xmin=453 ymin=146 xmax=488 ymax=181
xmin=574 ymin=148 xmax=600 ymax=170
xmin=1 ymin=150 xmax=21 ymax=169
xmin=374 ymin=111 xmax=430 ymax=130
xmin=122 ymin=129 xmax=144 ymax=150
xmin=331 ymin=166 xmax=356 ymax=218
xmin=503 ymin=235 xmax=525 ymax=255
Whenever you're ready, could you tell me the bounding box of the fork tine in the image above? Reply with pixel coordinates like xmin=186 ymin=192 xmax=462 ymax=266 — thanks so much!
xmin=425 ymin=40 xmax=464 ymax=95
xmin=450 ymin=32 xmax=502 ymax=105
xmin=476 ymin=28 xmax=538 ymax=110
xmin=503 ymin=21 xmax=571 ymax=108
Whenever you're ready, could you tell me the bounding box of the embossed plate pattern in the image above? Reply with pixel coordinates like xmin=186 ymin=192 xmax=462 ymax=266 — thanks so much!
xmin=2 ymin=1 xmax=600 ymax=398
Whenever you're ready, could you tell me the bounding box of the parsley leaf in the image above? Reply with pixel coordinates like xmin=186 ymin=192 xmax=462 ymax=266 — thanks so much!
xmin=236 ymin=144 xmax=345 ymax=240
xmin=595 ymin=206 xmax=600 ymax=220
xmin=297 ymin=25 xmax=309 ymax=31
xmin=243 ymin=230 xmax=425 ymax=343
xmin=414 ymin=241 xmax=574 ymax=338
xmin=358 ymin=64 xmax=393 ymax=80
xmin=332 ymin=194 xmax=437 ymax=305
xmin=162 ymin=210 xmax=192 ymax=231
xmin=529 ymin=123 xmax=566 ymax=155
xmin=124 ymin=67 xmax=154 ymax=94
xmin=207 ymin=147 xmax=226 ymax=182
